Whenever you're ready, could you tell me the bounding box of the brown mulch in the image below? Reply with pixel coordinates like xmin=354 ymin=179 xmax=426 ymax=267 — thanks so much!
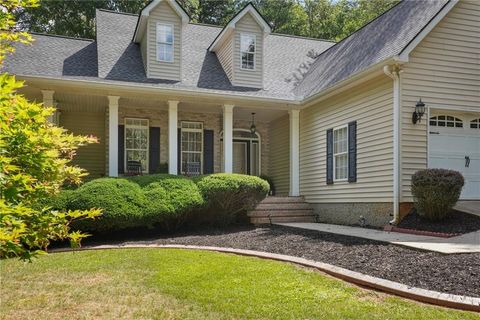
xmin=88 ymin=224 xmax=480 ymax=298
xmin=398 ymin=210 xmax=480 ymax=235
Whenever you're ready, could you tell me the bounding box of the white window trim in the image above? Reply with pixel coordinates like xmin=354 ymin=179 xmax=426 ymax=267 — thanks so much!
xmin=333 ymin=125 xmax=348 ymax=182
xmin=156 ymin=23 xmax=174 ymax=63
xmin=180 ymin=121 xmax=204 ymax=175
xmin=124 ymin=118 xmax=149 ymax=173
xmin=239 ymin=33 xmax=256 ymax=71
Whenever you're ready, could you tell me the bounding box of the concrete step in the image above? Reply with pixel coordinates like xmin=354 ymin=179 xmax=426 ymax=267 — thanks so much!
xmin=260 ymin=196 xmax=305 ymax=204
xmin=251 ymin=215 xmax=317 ymax=224
xmin=248 ymin=209 xmax=314 ymax=217
xmin=254 ymin=203 xmax=312 ymax=210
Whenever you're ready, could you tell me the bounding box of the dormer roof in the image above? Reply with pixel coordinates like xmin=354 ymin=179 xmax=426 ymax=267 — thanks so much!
xmin=208 ymin=3 xmax=271 ymax=52
xmin=133 ymin=0 xmax=189 ymax=43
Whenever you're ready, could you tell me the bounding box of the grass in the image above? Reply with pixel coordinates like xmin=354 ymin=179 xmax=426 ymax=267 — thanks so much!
xmin=0 ymin=248 xmax=477 ymax=320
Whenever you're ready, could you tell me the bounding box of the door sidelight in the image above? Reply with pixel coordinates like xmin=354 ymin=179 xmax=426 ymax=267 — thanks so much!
xmin=465 ymin=156 xmax=470 ymax=168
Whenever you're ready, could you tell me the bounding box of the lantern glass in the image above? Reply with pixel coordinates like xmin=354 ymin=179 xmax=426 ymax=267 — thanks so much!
xmin=416 ymin=99 xmax=425 ymax=117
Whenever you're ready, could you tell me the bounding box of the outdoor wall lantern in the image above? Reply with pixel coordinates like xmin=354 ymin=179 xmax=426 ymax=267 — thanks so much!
xmin=412 ymin=98 xmax=426 ymax=124
xmin=250 ymin=112 xmax=256 ymax=134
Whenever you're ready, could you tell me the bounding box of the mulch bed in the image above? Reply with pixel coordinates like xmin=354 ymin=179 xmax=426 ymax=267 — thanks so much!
xmin=397 ymin=210 xmax=480 ymax=235
xmin=86 ymin=224 xmax=480 ymax=298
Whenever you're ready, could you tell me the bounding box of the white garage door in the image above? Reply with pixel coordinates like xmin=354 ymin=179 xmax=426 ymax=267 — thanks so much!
xmin=429 ymin=114 xmax=480 ymax=200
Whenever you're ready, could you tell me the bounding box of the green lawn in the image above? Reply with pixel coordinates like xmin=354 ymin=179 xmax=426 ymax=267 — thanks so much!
xmin=0 ymin=248 xmax=476 ymax=320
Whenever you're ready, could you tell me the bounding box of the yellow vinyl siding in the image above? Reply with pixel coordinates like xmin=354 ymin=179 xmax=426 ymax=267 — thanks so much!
xmin=216 ymin=33 xmax=234 ymax=82
xmin=400 ymin=0 xmax=480 ymax=202
xmin=300 ymin=76 xmax=393 ymax=203
xmin=147 ymin=1 xmax=181 ymax=81
xmin=233 ymin=13 xmax=263 ymax=88
xmin=269 ymin=115 xmax=289 ymax=195
xmin=60 ymin=111 xmax=106 ymax=178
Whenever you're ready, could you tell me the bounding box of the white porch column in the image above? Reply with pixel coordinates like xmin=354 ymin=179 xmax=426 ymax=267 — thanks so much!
xmin=41 ymin=90 xmax=55 ymax=123
xmin=223 ymin=104 xmax=234 ymax=173
xmin=168 ymin=100 xmax=179 ymax=175
xmin=289 ymin=110 xmax=300 ymax=196
xmin=108 ymin=96 xmax=120 ymax=177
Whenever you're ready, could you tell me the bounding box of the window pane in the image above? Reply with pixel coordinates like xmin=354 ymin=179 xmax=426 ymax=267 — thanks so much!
xmin=240 ymin=35 xmax=255 ymax=53
xmin=157 ymin=24 xmax=173 ymax=43
xmin=335 ymin=154 xmax=348 ymax=180
xmin=157 ymin=43 xmax=173 ymax=62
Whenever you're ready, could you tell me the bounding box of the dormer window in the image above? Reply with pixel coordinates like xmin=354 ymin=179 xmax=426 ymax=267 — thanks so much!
xmin=156 ymin=23 xmax=174 ymax=62
xmin=240 ymin=34 xmax=256 ymax=70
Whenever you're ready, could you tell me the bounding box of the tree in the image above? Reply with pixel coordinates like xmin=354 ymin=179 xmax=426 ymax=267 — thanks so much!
xmin=247 ymin=0 xmax=308 ymax=36
xmin=15 ymin=0 xmax=149 ymax=39
xmin=0 ymin=0 xmax=101 ymax=260
xmin=15 ymin=0 xmax=398 ymax=41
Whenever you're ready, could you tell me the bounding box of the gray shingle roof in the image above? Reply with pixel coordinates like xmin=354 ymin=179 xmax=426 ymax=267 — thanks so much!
xmin=4 ymin=1 xmax=451 ymax=101
xmin=3 ymin=34 xmax=98 ymax=78
xmin=294 ymin=0 xmax=449 ymax=99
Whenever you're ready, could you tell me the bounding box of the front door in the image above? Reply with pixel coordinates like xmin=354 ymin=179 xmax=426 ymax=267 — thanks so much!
xmin=233 ymin=141 xmax=248 ymax=174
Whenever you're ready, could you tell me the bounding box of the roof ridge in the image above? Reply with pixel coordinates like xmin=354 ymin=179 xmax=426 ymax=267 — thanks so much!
xmin=270 ymin=33 xmax=336 ymax=43
xmin=188 ymin=22 xmax=223 ymax=28
xmin=96 ymin=8 xmax=138 ymax=16
xmin=30 ymin=32 xmax=95 ymax=42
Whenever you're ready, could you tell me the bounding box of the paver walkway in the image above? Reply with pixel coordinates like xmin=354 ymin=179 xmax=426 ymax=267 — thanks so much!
xmin=454 ymin=201 xmax=480 ymax=217
xmin=276 ymin=222 xmax=480 ymax=254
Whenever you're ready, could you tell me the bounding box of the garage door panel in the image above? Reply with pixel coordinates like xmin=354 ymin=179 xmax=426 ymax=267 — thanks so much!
xmin=429 ymin=117 xmax=480 ymax=200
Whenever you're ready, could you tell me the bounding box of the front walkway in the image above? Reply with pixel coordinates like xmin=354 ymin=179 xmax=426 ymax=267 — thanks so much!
xmin=276 ymin=222 xmax=480 ymax=254
xmin=455 ymin=201 xmax=480 ymax=217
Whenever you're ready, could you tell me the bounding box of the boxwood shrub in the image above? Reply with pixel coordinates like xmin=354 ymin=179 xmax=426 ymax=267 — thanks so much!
xmin=195 ymin=173 xmax=269 ymax=225
xmin=411 ymin=169 xmax=464 ymax=221
xmin=68 ymin=178 xmax=149 ymax=232
xmin=45 ymin=173 xmax=269 ymax=234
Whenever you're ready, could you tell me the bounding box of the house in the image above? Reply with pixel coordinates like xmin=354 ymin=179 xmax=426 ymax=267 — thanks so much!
xmin=5 ymin=0 xmax=479 ymax=226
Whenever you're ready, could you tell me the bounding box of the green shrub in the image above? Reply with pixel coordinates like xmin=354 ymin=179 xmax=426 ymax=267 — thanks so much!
xmin=69 ymin=178 xmax=149 ymax=232
xmin=195 ymin=174 xmax=269 ymax=225
xmin=127 ymin=174 xmax=181 ymax=187
xmin=411 ymin=169 xmax=464 ymax=221
xmin=144 ymin=178 xmax=204 ymax=229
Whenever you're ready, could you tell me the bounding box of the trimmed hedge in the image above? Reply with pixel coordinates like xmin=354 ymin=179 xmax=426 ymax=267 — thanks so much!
xmin=195 ymin=173 xmax=269 ymax=225
xmin=69 ymin=178 xmax=149 ymax=232
xmin=44 ymin=173 xmax=268 ymax=233
xmin=411 ymin=169 xmax=464 ymax=221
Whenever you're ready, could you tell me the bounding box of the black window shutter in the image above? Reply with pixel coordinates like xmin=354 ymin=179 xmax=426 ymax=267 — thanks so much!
xmin=326 ymin=128 xmax=333 ymax=185
xmin=177 ymin=128 xmax=182 ymax=175
xmin=203 ymin=129 xmax=214 ymax=174
xmin=348 ymin=121 xmax=357 ymax=182
xmin=149 ymin=127 xmax=160 ymax=174
xmin=118 ymin=125 xmax=124 ymax=174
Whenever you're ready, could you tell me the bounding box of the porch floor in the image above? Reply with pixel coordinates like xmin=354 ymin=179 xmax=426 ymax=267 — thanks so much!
xmin=275 ymin=222 xmax=480 ymax=254
xmin=454 ymin=201 xmax=480 ymax=217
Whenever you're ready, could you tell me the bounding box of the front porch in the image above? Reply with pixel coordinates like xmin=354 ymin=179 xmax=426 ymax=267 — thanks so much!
xmin=33 ymin=88 xmax=301 ymax=196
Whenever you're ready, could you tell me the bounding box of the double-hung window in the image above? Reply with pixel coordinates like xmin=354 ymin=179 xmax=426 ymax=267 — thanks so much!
xmin=125 ymin=118 xmax=149 ymax=172
xmin=240 ymin=34 xmax=255 ymax=70
xmin=333 ymin=126 xmax=348 ymax=181
xmin=156 ymin=23 xmax=173 ymax=62
xmin=181 ymin=121 xmax=203 ymax=174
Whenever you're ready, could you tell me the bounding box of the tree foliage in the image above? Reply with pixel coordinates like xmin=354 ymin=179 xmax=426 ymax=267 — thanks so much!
xmin=16 ymin=0 xmax=399 ymax=41
xmin=0 ymin=0 xmax=101 ymax=260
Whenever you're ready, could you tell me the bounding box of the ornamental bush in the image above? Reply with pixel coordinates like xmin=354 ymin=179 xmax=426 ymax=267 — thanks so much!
xmin=411 ymin=169 xmax=464 ymax=221
xmin=195 ymin=173 xmax=269 ymax=225
xmin=68 ymin=178 xmax=148 ymax=232
xmin=143 ymin=178 xmax=204 ymax=230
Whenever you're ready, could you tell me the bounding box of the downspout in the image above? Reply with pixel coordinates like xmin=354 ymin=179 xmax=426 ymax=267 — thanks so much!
xmin=383 ymin=65 xmax=401 ymax=225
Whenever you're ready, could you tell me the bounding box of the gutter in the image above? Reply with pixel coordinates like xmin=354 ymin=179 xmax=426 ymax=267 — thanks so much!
xmin=383 ymin=65 xmax=402 ymax=225
xmin=16 ymin=74 xmax=300 ymax=107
